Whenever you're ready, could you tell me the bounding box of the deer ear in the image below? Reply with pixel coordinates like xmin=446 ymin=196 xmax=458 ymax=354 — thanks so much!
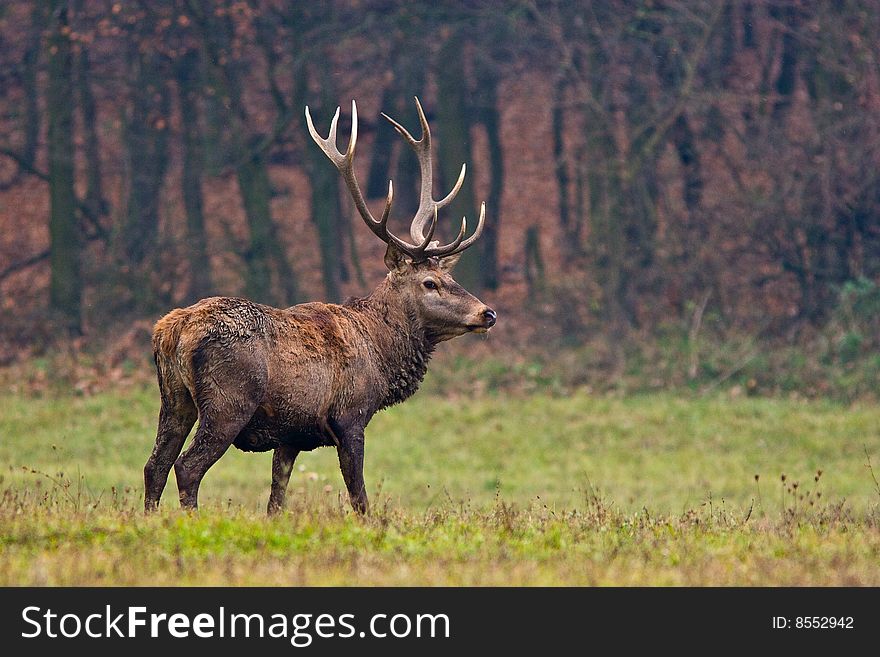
xmin=384 ymin=242 xmax=409 ymax=271
xmin=438 ymin=252 xmax=462 ymax=272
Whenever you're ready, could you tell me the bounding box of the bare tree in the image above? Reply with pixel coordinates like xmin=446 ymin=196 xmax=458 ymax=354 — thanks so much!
xmin=46 ymin=0 xmax=81 ymax=333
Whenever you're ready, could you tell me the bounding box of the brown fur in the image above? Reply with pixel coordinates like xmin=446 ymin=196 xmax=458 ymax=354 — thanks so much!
xmin=152 ymin=308 xmax=188 ymax=361
xmin=144 ymin=252 xmax=495 ymax=515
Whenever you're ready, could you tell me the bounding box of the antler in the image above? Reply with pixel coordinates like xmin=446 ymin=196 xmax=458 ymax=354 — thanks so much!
xmin=305 ymin=98 xmax=484 ymax=262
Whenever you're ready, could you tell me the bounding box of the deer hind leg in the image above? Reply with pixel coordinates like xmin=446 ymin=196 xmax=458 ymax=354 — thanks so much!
xmin=173 ymin=409 xmax=257 ymax=510
xmin=267 ymin=445 xmax=300 ymax=515
xmin=144 ymin=381 xmax=197 ymax=512
xmin=174 ymin=348 xmax=267 ymax=510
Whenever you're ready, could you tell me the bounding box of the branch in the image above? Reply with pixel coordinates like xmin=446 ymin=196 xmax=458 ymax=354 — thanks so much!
xmin=185 ymin=0 xmax=289 ymax=171
xmin=0 ymin=228 xmax=105 ymax=283
xmin=0 ymin=146 xmax=47 ymax=181
xmin=523 ymin=0 xmax=609 ymax=126
xmin=628 ymin=2 xmax=725 ymax=174
xmin=0 ymin=146 xmax=110 ymax=241
xmin=688 ymin=289 xmax=712 ymax=380
xmin=0 ymin=249 xmax=49 ymax=282
xmin=252 ymin=8 xmax=289 ymax=117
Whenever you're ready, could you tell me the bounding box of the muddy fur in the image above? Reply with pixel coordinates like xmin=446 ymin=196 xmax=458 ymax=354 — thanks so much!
xmin=144 ymin=253 xmax=495 ymax=515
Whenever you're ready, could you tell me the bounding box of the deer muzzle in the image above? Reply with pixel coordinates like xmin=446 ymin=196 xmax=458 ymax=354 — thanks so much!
xmin=469 ymin=307 xmax=497 ymax=333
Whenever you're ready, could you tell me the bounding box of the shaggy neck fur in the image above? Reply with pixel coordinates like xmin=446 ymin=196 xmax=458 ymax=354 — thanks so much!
xmin=346 ymin=276 xmax=436 ymax=409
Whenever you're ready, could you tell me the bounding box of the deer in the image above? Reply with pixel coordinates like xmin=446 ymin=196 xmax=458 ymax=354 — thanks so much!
xmin=143 ymin=98 xmax=496 ymax=515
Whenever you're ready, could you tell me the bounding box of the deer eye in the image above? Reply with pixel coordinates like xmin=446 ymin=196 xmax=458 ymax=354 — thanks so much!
xmin=422 ymin=279 xmax=439 ymax=291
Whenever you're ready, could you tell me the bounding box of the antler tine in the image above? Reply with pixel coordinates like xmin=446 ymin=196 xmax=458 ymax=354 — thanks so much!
xmin=380 ymin=96 xmax=430 ymax=146
xmin=427 ymin=202 xmax=485 ymax=258
xmin=421 ymin=205 xmax=438 ymax=248
xmin=369 ymin=177 xmax=413 ymax=250
xmin=306 ymin=105 xmax=342 ymax=165
xmin=347 ymin=99 xmax=358 ymax=157
xmin=304 ymin=105 xmax=320 ymax=144
xmin=381 ymin=112 xmax=419 ymax=146
xmin=327 ymin=106 xmax=340 ymax=151
xmin=380 ymin=180 xmax=393 ymax=226
xmin=388 ymin=206 xmax=438 ymax=258
xmin=425 ymin=216 xmax=467 ymax=257
xmin=436 ymin=163 xmax=466 ymax=210
xmin=373 ymin=181 xmax=422 ymax=254
xmin=454 ymin=202 xmax=486 ymax=253
xmin=414 ymin=96 xmax=431 ymax=146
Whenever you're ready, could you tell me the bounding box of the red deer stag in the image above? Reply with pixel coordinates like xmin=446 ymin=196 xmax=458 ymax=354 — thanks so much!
xmin=144 ymin=98 xmax=496 ymax=515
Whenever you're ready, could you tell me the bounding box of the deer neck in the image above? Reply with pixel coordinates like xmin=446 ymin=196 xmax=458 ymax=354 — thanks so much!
xmin=351 ymin=279 xmax=435 ymax=408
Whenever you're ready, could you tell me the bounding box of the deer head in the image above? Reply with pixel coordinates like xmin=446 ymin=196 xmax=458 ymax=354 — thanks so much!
xmin=305 ymin=97 xmax=496 ymax=341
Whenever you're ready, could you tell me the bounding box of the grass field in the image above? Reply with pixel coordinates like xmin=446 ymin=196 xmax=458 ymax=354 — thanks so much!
xmin=1 ymin=381 xmax=879 ymax=585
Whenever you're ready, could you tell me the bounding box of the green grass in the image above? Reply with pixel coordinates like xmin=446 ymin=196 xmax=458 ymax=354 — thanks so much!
xmin=1 ymin=382 xmax=879 ymax=585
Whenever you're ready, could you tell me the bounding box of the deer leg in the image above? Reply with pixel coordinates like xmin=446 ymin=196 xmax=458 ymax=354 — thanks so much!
xmin=175 ymin=346 xmax=267 ymax=509
xmin=336 ymin=426 xmax=368 ymax=515
xmin=144 ymin=392 xmax=197 ymax=512
xmin=173 ymin=409 xmax=255 ymax=510
xmin=267 ymin=445 xmax=300 ymax=515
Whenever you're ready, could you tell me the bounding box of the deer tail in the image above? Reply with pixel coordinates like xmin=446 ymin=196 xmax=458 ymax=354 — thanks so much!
xmin=152 ymin=308 xmax=189 ymax=364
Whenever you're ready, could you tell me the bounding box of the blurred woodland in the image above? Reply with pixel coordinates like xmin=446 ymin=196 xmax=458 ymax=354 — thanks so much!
xmin=0 ymin=1 xmax=878 ymax=394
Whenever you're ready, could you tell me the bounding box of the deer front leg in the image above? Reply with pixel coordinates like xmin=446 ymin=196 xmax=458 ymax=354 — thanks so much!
xmin=336 ymin=426 xmax=368 ymax=515
xmin=267 ymin=445 xmax=300 ymax=515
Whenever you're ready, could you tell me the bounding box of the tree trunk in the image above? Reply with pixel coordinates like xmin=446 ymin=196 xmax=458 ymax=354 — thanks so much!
xmin=366 ymin=82 xmax=398 ymax=200
xmin=46 ymin=1 xmax=81 ymax=333
xmin=435 ymin=33 xmax=479 ymax=290
xmin=122 ymin=44 xmax=170 ymax=270
xmin=301 ymin=77 xmax=344 ymax=302
xmin=391 ymin=57 xmax=426 ymax=222
xmin=552 ymin=75 xmax=576 ymax=257
xmin=474 ymin=58 xmax=504 ymax=290
xmin=236 ymin=149 xmax=274 ymax=303
xmin=176 ymin=50 xmax=212 ymax=302
xmin=292 ymin=60 xmax=344 ymax=303
xmin=21 ymin=8 xmax=42 ymax=173
xmin=308 ymin=152 xmax=344 ymax=302
xmin=70 ymin=0 xmax=105 ymax=221
xmin=669 ymin=113 xmax=712 ymax=308
xmin=771 ymin=4 xmax=800 ymax=121
xmin=76 ymin=42 xmax=107 ymax=221
xmin=192 ymin=4 xmax=297 ymax=306
xmin=524 ymin=226 xmax=545 ymax=303
xmin=237 ymin=146 xmax=299 ymax=307
xmin=742 ymin=1 xmax=756 ymax=48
